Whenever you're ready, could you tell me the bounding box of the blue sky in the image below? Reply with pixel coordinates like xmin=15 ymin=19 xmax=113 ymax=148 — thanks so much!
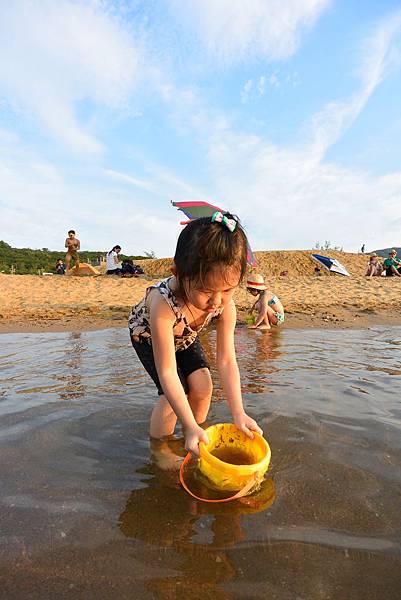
xmin=1 ymin=0 xmax=401 ymax=256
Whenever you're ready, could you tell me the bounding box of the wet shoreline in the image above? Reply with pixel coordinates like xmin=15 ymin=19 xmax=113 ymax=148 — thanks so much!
xmin=1 ymin=305 xmax=401 ymax=334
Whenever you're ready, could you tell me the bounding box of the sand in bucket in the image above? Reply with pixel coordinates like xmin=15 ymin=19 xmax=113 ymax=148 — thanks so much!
xmin=198 ymin=423 xmax=271 ymax=494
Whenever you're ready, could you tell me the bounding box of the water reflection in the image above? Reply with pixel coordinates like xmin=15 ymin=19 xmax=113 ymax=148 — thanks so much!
xmin=241 ymin=329 xmax=282 ymax=393
xmin=119 ymin=439 xmax=275 ymax=600
xmin=57 ymin=332 xmax=86 ymax=400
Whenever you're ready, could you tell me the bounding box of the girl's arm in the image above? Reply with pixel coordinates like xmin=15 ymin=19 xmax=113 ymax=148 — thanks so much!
xmin=216 ymin=301 xmax=263 ymax=438
xmin=148 ymin=292 xmax=208 ymax=455
xmin=248 ymin=298 xmax=258 ymax=313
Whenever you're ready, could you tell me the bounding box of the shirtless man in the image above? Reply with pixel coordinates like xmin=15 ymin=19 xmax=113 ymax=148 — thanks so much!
xmin=65 ymin=230 xmax=80 ymax=271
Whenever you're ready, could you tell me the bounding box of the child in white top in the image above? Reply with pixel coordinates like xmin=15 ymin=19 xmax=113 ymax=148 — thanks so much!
xmin=129 ymin=212 xmax=262 ymax=456
xmin=246 ymin=274 xmax=285 ymax=330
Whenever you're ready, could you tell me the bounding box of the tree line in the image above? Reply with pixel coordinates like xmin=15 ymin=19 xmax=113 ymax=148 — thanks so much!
xmin=0 ymin=241 xmax=150 ymax=274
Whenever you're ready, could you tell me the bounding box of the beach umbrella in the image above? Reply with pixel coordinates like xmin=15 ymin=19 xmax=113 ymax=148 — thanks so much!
xmin=311 ymin=253 xmax=350 ymax=276
xmin=172 ymin=200 xmax=257 ymax=267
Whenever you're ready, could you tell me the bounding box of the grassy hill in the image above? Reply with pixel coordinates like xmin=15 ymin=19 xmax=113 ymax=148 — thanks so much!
xmin=0 ymin=241 xmax=149 ymax=274
xmin=372 ymin=247 xmax=401 ymax=258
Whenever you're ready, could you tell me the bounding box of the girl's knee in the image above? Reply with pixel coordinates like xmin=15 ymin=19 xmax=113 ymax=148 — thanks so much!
xmin=187 ymin=368 xmax=213 ymax=402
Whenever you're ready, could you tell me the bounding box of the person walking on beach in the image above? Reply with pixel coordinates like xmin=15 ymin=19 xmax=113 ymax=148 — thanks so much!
xmin=361 ymin=244 xmax=365 ymax=253
xmin=106 ymin=245 xmax=122 ymax=275
xmin=128 ymin=211 xmax=262 ymax=457
xmin=383 ymin=249 xmax=401 ymax=277
xmin=246 ymin=274 xmax=285 ymax=330
xmin=65 ymin=230 xmax=80 ymax=272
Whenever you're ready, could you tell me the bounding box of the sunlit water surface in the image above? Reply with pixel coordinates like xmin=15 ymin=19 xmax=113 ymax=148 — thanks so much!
xmin=1 ymin=326 xmax=401 ymax=599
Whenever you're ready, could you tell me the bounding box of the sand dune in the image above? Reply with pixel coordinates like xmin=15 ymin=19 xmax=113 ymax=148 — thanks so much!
xmin=134 ymin=250 xmax=369 ymax=278
xmin=1 ymin=251 xmax=401 ymax=332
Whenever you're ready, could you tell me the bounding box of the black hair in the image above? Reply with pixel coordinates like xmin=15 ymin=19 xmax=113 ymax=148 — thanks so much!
xmin=108 ymin=245 xmax=121 ymax=255
xmin=173 ymin=214 xmax=248 ymax=300
xmin=68 ymin=230 xmax=75 ymax=235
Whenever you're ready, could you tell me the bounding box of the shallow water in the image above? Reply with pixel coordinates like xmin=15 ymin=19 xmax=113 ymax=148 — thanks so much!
xmin=1 ymin=326 xmax=401 ymax=599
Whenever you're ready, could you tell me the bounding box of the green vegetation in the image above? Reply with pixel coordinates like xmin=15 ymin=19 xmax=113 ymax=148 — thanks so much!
xmin=0 ymin=241 xmax=150 ymax=274
xmin=372 ymin=247 xmax=401 ymax=258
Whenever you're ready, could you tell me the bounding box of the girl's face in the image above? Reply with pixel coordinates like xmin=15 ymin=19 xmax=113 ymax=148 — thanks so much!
xmin=184 ymin=266 xmax=241 ymax=313
xmin=247 ymin=287 xmax=259 ymax=297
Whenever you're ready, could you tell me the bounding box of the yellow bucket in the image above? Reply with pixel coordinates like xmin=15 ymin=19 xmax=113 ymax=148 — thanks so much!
xmin=198 ymin=423 xmax=271 ymax=493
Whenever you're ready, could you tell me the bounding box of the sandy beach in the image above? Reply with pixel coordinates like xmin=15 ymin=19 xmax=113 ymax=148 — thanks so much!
xmin=1 ymin=250 xmax=401 ymax=333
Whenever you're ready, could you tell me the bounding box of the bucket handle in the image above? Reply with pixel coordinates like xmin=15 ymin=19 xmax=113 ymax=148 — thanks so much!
xmin=179 ymin=452 xmax=258 ymax=503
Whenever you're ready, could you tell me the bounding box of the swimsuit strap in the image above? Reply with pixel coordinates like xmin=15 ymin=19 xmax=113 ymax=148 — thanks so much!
xmin=147 ymin=277 xmax=183 ymax=322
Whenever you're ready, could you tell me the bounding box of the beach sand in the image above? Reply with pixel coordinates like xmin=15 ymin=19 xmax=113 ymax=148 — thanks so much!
xmin=1 ymin=250 xmax=401 ymax=333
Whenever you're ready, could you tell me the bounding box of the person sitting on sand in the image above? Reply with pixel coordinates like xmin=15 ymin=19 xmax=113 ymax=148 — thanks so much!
xmin=106 ymin=245 xmax=122 ymax=275
xmin=129 ymin=211 xmax=262 ymax=457
xmin=314 ymin=266 xmax=322 ymax=277
xmin=383 ymin=249 xmax=401 ymax=277
xmin=121 ymin=259 xmax=144 ymax=277
xmin=55 ymin=259 xmax=65 ymax=275
xmin=65 ymin=230 xmax=80 ymax=272
xmin=246 ymin=274 xmax=285 ymax=330
xmin=365 ymin=253 xmax=383 ymax=278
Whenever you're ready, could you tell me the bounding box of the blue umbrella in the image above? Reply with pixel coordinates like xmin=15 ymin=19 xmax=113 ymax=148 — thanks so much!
xmin=311 ymin=253 xmax=350 ymax=276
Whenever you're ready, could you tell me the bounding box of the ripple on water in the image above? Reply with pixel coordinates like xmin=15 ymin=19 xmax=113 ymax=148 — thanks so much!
xmin=0 ymin=325 xmax=401 ymax=598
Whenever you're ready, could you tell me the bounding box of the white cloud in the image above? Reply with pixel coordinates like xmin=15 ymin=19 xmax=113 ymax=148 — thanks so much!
xmin=306 ymin=10 xmax=401 ymax=160
xmin=0 ymin=150 xmax=180 ymax=256
xmin=103 ymin=169 xmax=154 ymax=192
xmin=269 ymin=73 xmax=280 ymax=88
xmin=197 ymin=12 xmax=401 ymax=251
xmin=206 ymin=128 xmax=401 ymax=252
xmin=258 ymin=76 xmax=266 ymax=96
xmin=0 ymin=0 xmax=141 ymax=153
xmin=241 ymin=80 xmax=253 ymax=104
xmin=167 ymin=0 xmax=330 ymax=63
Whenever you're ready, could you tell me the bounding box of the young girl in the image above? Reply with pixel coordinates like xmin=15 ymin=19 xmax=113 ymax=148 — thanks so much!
xmin=246 ymin=274 xmax=285 ymax=330
xmin=128 ymin=212 xmax=262 ymax=457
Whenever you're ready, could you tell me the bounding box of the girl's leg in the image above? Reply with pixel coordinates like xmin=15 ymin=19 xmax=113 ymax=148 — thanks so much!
xmin=266 ymin=304 xmax=284 ymax=326
xmin=150 ymin=395 xmax=177 ymax=438
xmin=186 ymin=368 xmax=213 ymax=424
xmin=256 ymin=315 xmax=271 ymax=330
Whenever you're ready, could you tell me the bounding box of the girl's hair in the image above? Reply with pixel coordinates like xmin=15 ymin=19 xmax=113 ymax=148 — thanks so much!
xmin=173 ymin=214 xmax=248 ymax=299
xmin=108 ymin=245 xmax=121 ymax=255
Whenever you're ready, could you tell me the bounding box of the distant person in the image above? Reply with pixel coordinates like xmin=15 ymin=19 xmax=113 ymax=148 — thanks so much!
xmin=106 ymin=245 xmax=122 ymax=275
xmin=65 ymin=230 xmax=80 ymax=271
xmin=365 ymin=253 xmax=383 ymax=278
xmin=314 ymin=266 xmax=322 ymax=277
xmin=121 ymin=259 xmax=144 ymax=277
xmin=55 ymin=259 xmax=65 ymax=275
xmin=246 ymin=274 xmax=285 ymax=330
xmin=361 ymin=244 xmax=365 ymax=253
xmin=383 ymin=249 xmax=401 ymax=277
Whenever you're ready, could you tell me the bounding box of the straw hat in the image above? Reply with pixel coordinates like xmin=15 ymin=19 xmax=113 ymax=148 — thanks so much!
xmin=246 ymin=274 xmax=267 ymax=290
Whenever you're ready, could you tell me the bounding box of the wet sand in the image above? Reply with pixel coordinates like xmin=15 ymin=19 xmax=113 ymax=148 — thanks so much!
xmin=1 ymin=250 xmax=401 ymax=333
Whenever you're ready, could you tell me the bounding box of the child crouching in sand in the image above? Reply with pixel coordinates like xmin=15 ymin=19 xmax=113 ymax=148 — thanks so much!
xmin=246 ymin=274 xmax=285 ymax=330
xmin=128 ymin=211 xmax=262 ymax=458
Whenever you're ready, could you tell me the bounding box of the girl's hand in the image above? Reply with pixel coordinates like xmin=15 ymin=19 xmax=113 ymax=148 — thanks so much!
xmin=233 ymin=412 xmax=263 ymax=439
xmin=184 ymin=425 xmax=209 ymax=458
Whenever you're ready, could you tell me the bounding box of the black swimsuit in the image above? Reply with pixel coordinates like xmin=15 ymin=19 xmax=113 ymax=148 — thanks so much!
xmin=128 ymin=277 xmax=223 ymax=395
